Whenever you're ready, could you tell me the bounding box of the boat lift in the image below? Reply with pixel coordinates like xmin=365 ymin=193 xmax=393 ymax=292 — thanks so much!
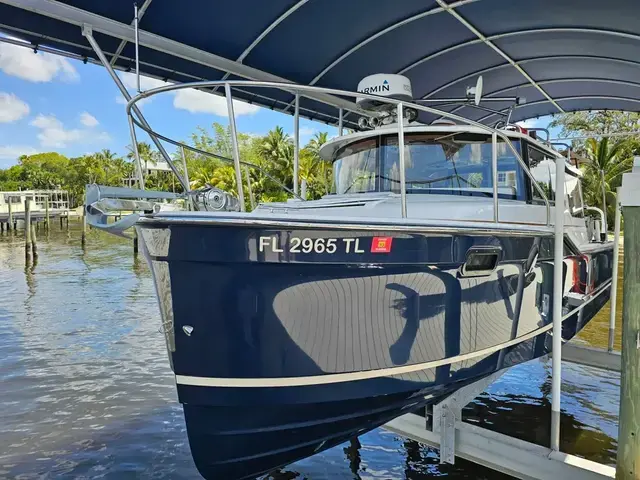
xmin=0 ymin=1 xmax=636 ymax=478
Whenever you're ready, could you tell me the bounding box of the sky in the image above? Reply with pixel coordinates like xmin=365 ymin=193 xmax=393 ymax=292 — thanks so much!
xmin=0 ymin=39 xmax=558 ymax=170
xmin=0 ymin=40 xmax=338 ymax=169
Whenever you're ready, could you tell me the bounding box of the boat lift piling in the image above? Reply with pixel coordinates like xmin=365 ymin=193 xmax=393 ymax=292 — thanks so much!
xmin=617 ymin=159 xmax=640 ymax=479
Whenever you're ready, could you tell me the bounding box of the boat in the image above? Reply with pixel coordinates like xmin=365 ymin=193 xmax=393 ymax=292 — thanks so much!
xmin=85 ymin=74 xmax=614 ymax=480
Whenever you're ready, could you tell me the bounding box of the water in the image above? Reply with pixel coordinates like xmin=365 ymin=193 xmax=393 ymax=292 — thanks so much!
xmin=0 ymin=223 xmax=622 ymax=479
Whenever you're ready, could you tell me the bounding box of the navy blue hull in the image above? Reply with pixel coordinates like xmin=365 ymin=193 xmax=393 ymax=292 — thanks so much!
xmin=137 ymin=221 xmax=612 ymax=480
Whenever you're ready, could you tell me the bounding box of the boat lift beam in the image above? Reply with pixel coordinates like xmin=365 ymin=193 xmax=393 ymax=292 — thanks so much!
xmin=385 ymin=413 xmax=615 ymax=480
xmin=432 ymin=370 xmax=506 ymax=464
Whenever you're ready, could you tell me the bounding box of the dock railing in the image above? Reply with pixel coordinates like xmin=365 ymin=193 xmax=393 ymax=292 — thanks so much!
xmin=1 ymin=189 xmax=70 ymax=214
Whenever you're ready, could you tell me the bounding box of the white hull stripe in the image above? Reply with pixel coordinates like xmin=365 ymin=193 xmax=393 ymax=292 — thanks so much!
xmin=174 ymin=280 xmax=611 ymax=388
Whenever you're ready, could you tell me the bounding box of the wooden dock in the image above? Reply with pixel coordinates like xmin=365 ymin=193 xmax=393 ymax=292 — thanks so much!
xmin=0 ymin=189 xmax=75 ymax=230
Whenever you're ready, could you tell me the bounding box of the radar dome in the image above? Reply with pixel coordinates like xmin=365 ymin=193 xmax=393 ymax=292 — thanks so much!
xmin=356 ymin=74 xmax=413 ymax=111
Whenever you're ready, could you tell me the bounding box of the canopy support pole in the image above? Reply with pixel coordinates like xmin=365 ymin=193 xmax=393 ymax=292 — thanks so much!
xmin=397 ymin=103 xmax=407 ymax=218
xmin=293 ymin=94 xmax=300 ymax=196
xmin=601 ymin=169 xmax=608 ymax=237
xmin=609 ymin=187 xmax=622 ymax=352
xmin=81 ymin=24 xmax=189 ymax=193
xmin=338 ymin=108 xmax=344 ymax=136
xmin=550 ymin=153 xmax=565 ymax=452
xmin=134 ymin=2 xmax=141 ymax=93
xmin=492 ymin=132 xmax=498 ymax=222
xmin=224 ymin=83 xmax=246 ymax=212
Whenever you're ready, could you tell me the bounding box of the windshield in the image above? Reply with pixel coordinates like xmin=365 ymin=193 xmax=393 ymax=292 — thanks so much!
xmin=332 ymin=132 xmax=525 ymax=200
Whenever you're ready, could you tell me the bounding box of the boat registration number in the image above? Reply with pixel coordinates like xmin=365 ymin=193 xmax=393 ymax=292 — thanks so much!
xmin=258 ymin=236 xmax=393 ymax=254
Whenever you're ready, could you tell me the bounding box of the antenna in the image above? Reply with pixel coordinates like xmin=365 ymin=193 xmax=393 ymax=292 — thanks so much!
xmin=474 ymin=76 xmax=483 ymax=105
xmin=465 ymin=76 xmax=483 ymax=105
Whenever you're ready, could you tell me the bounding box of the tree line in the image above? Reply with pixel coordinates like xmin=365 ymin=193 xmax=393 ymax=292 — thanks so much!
xmin=0 ymin=112 xmax=636 ymax=226
xmin=549 ymin=111 xmax=640 ymax=228
xmin=0 ymin=122 xmax=332 ymax=208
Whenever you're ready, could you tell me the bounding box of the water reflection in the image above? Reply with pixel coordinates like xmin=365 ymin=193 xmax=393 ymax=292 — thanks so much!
xmin=0 ymin=224 xmax=622 ymax=479
xmin=344 ymin=438 xmax=362 ymax=479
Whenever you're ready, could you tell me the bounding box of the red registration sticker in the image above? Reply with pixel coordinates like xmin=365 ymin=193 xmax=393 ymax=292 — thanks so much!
xmin=371 ymin=236 xmax=393 ymax=253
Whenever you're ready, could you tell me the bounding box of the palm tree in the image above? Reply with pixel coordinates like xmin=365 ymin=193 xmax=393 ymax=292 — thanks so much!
xmin=306 ymin=132 xmax=329 ymax=157
xmin=581 ymin=137 xmax=633 ymax=227
xmin=127 ymin=142 xmax=159 ymax=169
xmin=97 ymin=149 xmax=117 ymax=162
xmin=258 ymin=127 xmax=293 ymax=188
xmin=305 ymin=132 xmax=331 ymax=195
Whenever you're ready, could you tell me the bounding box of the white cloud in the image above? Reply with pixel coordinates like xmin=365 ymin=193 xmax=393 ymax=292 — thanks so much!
xmin=116 ymin=94 xmax=152 ymax=108
xmin=0 ymin=92 xmax=29 ymax=123
xmin=31 ymin=114 xmax=81 ymax=147
xmin=517 ymin=118 xmax=546 ymax=129
xmin=80 ymin=112 xmax=99 ymax=127
xmin=173 ymin=88 xmax=259 ymax=117
xmin=115 ymin=72 xmax=167 ymax=108
xmin=30 ymin=114 xmax=110 ymax=148
xmin=299 ymin=126 xmax=317 ymax=138
xmin=0 ymin=42 xmax=78 ymax=83
xmin=120 ymin=72 xmax=168 ymax=91
xmin=116 ymin=72 xmax=259 ymax=117
xmin=0 ymin=145 xmax=39 ymax=160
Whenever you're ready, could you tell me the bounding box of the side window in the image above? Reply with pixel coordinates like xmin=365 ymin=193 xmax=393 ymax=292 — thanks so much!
xmin=528 ymin=146 xmax=555 ymax=205
xmin=566 ymin=174 xmax=584 ymax=218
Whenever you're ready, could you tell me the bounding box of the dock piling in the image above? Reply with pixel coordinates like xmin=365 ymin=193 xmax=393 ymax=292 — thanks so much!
xmin=81 ymin=208 xmax=87 ymax=247
xmin=617 ymin=157 xmax=640 ymax=479
xmin=8 ymin=199 xmax=13 ymax=231
xmin=45 ymin=195 xmax=50 ymax=230
xmin=31 ymin=222 xmax=37 ymax=257
xmin=24 ymin=199 xmax=32 ymax=257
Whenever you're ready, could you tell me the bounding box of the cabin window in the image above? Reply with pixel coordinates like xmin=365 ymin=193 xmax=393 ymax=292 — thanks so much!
xmin=332 ymin=138 xmax=379 ymax=194
xmin=332 ymin=132 xmax=525 ymax=200
xmin=528 ymin=146 xmax=555 ymax=205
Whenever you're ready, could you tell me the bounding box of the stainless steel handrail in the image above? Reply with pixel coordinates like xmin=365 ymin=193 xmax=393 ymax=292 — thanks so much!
xmin=128 ymin=123 xmax=304 ymax=201
xmin=125 ymin=80 xmax=553 ymax=226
